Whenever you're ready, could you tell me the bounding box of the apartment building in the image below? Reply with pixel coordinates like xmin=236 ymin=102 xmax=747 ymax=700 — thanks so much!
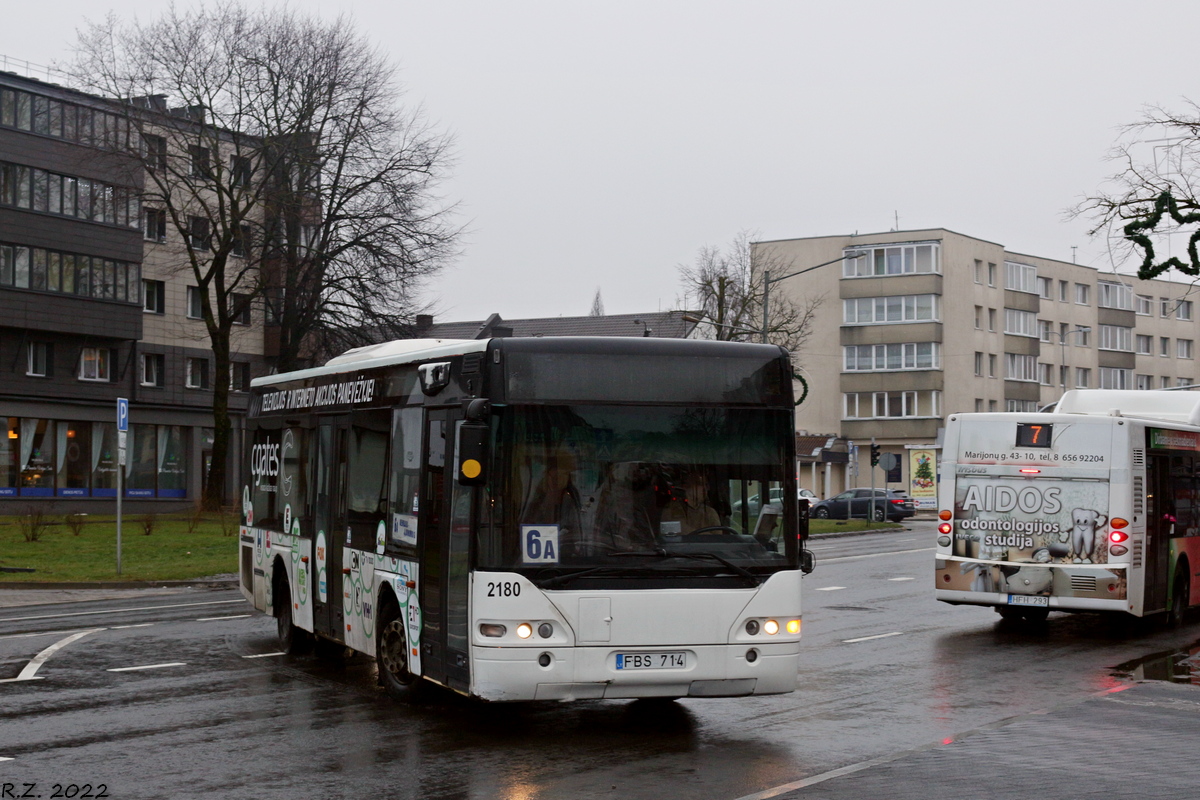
xmin=0 ymin=69 xmax=264 ymax=509
xmin=756 ymin=228 xmax=1200 ymax=501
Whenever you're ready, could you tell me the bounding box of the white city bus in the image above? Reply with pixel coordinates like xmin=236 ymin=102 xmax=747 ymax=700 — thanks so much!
xmin=936 ymin=389 xmax=1200 ymax=624
xmin=239 ymin=336 xmax=812 ymax=701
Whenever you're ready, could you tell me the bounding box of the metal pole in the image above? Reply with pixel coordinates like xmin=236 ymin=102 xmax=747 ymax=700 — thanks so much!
xmin=761 ymin=269 xmax=771 ymax=343
xmin=116 ymin=454 xmax=122 ymax=576
xmin=869 ymin=437 xmax=877 ymax=527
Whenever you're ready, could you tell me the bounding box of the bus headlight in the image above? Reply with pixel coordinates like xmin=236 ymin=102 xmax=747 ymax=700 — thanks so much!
xmin=516 ymin=623 xmax=533 ymax=639
xmin=763 ymin=619 xmax=779 ymax=635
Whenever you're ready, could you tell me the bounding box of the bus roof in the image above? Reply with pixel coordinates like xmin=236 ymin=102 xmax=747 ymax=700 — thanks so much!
xmin=1056 ymin=389 xmax=1200 ymax=425
xmin=252 ymin=338 xmax=488 ymax=388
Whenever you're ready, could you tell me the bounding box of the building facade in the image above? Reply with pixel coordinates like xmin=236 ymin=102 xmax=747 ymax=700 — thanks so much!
xmin=757 ymin=228 xmax=1200 ymax=501
xmin=0 ymin=69 xmax=264 ymax=510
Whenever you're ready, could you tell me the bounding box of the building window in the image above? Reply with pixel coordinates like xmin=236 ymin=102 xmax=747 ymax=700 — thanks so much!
xmin=1162 ymin=376 xmax=1172 ymax=389
xmin=231 ymin=155 xmax=253 ymax=188
xmin=1059 ymin=280 xmax=1069 ymax=302
xmin=1100 ymin=367 xmax=1131 ymax=390
xmin=141 ymin=353 xmax=164 ymax=387
xmin=974 ymin=352 xmax=984 ymax=377
xmin=1004 ymin=261 xmax=1038 ymax=294
xmin=1179 ymin=339 xmax=1194 ymax=359
xmin=1136 ymin=334 xmax=1153 ymax=355
xmin=1136 ymin=294 xmax=1153 ymax=315
xmin=26 ymin=342 xmax=50 ymax=377
xmin=1040 ymin=320 xmax=1053 ymax=342
xmin=974 ymin=260 xmax=983 ymax=284
xmin=1005 ymin=353 xmax=1038 ymax=382
xmin=143 ymin=280 xmax=165 ymax=314
xmin=843 ymin=342 xmax=940 ymax=371
xmin=988 ymin=400 xmax=997 ymax=412
xmin=1075 ymin=367 xmax=1091 ymax=388
xmin=1180 ymin=377 xmax=1194 ymax=388
xmin=187 ymin=286 xmax=204 ymax=319
xmin=0 ymin=160 xmax=140 ymax=230
xmin=842 ymin=243 xmax=940 ymax=277
xmin=143 ymin=134 xmax=167 ymax=171
xmin=1075 ymin=326 xmax=1091 ymax=347
xmin=1162 ymin=298 xmax=1172 ymax=318
xmin=230 ymin=361 xmax=251 ymax=392
xmin=232 ymin=224 xmax=251 ymax=257
xmin=1137 ymin=374 xmax=1153 ymax=391
xmin=232 ymin=292 xmax=251 ymax=325
xmin=842 ymin=390 xmax=940 ymax=419
xmin=185 ymin=357 xmax=210 ymax=389
xmin=187 ymin=216 xmax=210 ymax=251
xmin=78 ymin=347 xmax=111 ymax=382
xmin=143 ymin=208 xmax=166 ymax=242
xmin=1038 ymin=363 xmax=1053 ymax=385
xmin=974 ymin=306 xmax=983 ymax=330
xmin=1004 ymin=308 xmax=1038 ymax=337
xmin=1075 ymin=283 xmax=1090 ymax=305
xmin=987 ymin=263 xmax=996 ymax=287
xmin=987 ymin=308 xmax=996 ymax=332
xmin=842 ymin=294 xmax=939 ymax=324
xmin=1097 ymin=281 xmax=1134 ymax=310
xmin=189 ymin=145 xmax=211 ymax=179
xmin=975 ymin=398 xmax=984 ymax=412
xmin=988 ymin=354 xmax=997 ymax=378
xmin=1178 ymin=300 xmax=1194 ymax=321
xmin=1060 ymin=365 xmax=1070 ymax=387
xmin=1006 ymin=400 xmax=1040 ymax=413
xmin=1099 ymin=325 xmax=1132 ymax=352
xmin=1161 ymin=337 xmax=1171 ymax=357
xmin=1037 ymin=276 xmax=1052 ymax=299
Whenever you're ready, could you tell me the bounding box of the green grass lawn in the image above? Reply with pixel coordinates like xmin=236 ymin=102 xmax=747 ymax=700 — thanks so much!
xmin=808 ymin=518 xmax=907 ymax=535
xmin=0 ymin=511 xmax=239 ymax=583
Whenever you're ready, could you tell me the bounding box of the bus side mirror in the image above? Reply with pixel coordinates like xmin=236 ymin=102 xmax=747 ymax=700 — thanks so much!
xmin=800 ymin=548 xmax=815 ymax=574
xmin=457 ymin=421 xmax=489 ymax=486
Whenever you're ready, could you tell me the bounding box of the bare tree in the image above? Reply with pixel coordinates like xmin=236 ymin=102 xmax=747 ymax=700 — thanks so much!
xmin=69 ymin=3 xmax=457 ymax=507
xmin=677 ymin=231 xmax=823 ymax=357
xmin=589 ymin=287 xmax=605 ymax=316
xmin=1077 ymin=102 xmax=1200 ymax=280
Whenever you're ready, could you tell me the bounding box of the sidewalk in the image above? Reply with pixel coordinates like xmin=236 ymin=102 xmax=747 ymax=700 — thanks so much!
xmin=749 ymin=680 xmax=1200 ymax=800
xmin=0 ymin=575 xmax=238 ymax=609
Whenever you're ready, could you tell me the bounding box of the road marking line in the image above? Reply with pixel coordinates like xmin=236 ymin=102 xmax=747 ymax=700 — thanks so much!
xmin=107 ymin=662 xmax=186 ymax=672
xmin=0 ymin=757 xmax=12 ymax=762
xmin=822 ymin=547 xmax=934 ymax=564
xmin=0 ymin=628 xmax=103 ymax=683
xmin=843 ymin=631 xmax=904 ymax=643
xmin=0 ymin=599 xmax=244 ymax=623
xmin=110 ymin=623 xmax=155 ymax=629
xmin=888 ymin=577 xmax=915 ymax=582
xmin=197 ymin=614 xmax=251 ymax=621
xmin=813 ymin=586 xmax=846 ymax=591
xmin=0 ymin=628 xmax=93 ymax=641
xmin=242 ymin=652 xmax=285 ymax=659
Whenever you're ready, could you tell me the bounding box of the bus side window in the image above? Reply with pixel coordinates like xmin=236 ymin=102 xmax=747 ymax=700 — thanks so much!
xmin=388 ymin=406 xmax=422 ymax=552
xmin=280 ymin=427 xmax=307 ymax=529
xmin=347 ymin=411 xmax=390 ymax=550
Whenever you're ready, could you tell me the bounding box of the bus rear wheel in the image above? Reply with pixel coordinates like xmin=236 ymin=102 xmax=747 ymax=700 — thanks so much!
xmin=1168 ymin=571 xmax=1189 ymax=628
xmin=378 ymin=602 xmax=415 ymax=699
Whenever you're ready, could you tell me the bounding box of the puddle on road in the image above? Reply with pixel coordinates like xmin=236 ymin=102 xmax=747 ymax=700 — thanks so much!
xmin=1112 ymin=639 xmax=1200 ymax=684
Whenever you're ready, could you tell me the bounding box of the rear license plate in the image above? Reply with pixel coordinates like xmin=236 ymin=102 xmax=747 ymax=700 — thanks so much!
xmin=616 ymin=652 xmax=686 ymax=670
xmin=1007 ymin=594 xmax=1049 ymax=607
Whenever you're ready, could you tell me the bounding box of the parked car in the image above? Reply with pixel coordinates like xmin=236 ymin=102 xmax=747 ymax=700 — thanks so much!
xmin=809 ymin=489 xmax=914 ymax=522
xmin=733 ymin=487 xmax=817 ymax=516
xmin=798 ymin=488 xmax=820 ymax=502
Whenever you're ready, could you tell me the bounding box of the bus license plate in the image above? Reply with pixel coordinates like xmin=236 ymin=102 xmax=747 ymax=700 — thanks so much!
xmin=1007 ymin=594 xmax=1049 ymax=607
xmin=616 ymin=652 xmax=686 ymax=670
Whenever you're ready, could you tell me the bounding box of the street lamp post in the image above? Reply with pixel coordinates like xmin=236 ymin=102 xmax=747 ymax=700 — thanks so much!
xmin=761 ymin=251 xmax=867 ymax=343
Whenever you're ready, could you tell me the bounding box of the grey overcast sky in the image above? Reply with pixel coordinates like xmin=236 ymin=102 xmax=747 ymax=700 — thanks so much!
xmin=7 ymin=1 xmax=1200 ymax=322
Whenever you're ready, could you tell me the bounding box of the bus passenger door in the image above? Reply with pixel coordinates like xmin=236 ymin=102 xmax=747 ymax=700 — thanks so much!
xmin=419 ymin=408 xmax=472 ymax=692
xmin=313 ymin=417 xmax=349 ymax=639
xmin=1146 ymin=454 xmax=1172 ymax=613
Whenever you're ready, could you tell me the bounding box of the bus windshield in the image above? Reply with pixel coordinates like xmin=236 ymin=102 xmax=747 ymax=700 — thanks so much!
xmin=480 ymin=404 xmax=798 ymax=583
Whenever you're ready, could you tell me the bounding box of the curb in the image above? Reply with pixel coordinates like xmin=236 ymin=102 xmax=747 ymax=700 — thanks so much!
xmin=0 ymin=577 xmax=239 ymax=591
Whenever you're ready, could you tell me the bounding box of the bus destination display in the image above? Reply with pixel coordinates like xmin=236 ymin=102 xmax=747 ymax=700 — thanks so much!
xmin=1015 ymin=423 xmax=1052 ymax=448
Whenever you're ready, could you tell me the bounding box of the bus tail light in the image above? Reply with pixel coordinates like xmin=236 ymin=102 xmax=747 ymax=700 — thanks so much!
xmin=1019 ymin=468 xmax=1040 ymax=474
xmin=1111 ymin=518 xmax=1129 ymax=529
xmin=1110 ymin=545 xmax=1128 ymax=557
xmin=1110 ymin=530 xmax=1129 ymax=544
xmin=939 ymin=510 xmax=952 ymax=521
xmin=479 ymin=623 xmax=507 ymax=638
xmin=938 ymin=522 xmax=952 ymax=535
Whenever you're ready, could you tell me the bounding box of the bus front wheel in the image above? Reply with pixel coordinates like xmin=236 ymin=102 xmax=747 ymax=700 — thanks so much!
xmin=275 ymin=573 xmax=312 ymax=654
xmin=378 ymin=601 xmax=415 ymax=699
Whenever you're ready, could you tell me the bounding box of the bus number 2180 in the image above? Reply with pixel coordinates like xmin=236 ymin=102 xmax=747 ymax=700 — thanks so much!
xmin=486 ymin=581 xmax=521 ymax=598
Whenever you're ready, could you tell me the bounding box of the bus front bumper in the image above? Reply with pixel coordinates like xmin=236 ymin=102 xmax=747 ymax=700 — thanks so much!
xmin=470 ymin=642 xmax=800 ymax=702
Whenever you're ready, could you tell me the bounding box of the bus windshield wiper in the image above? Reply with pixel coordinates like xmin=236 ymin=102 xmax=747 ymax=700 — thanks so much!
xmin=608 ymin=549 xmax=759 ymax=583
xmin=537 ymin=567 xmax=629 ymax=589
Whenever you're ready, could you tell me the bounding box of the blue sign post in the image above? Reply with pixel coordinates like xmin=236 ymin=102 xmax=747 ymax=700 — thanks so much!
xmin=116 ymin=398 xmax=128 ymax=575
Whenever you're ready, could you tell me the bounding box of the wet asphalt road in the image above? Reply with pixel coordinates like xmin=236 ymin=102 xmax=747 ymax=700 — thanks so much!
xmin=3 ymin=523 xmax=1200 ymax=800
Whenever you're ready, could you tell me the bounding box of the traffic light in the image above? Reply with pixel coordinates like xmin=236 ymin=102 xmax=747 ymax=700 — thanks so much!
xmin=870 ymin=444 xmax=880 ymax=467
